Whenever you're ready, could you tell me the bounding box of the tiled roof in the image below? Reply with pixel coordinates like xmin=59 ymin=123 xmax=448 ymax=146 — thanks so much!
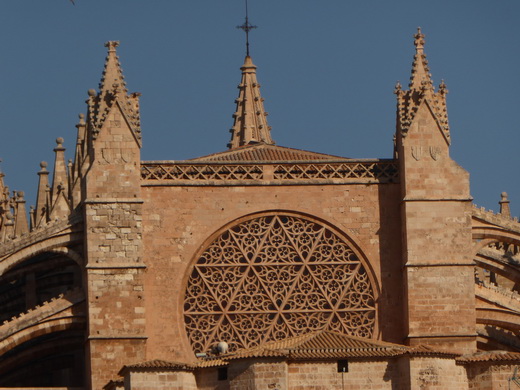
xmin=405 ymin=345 xmax=459 ymax=357
xmin=118 ymin=331 xmax=465 ymax=377
xmin=118 ymin=359 xmax=197 ymax=375
xmin=188 ymin=143 xmax=351 ymax=163
xmin=456 ymin=351 xmax=520 ymax=364
xmin=119 ymin=358 xmax=227 ymax=376
xmin=196 ymin=358 xmax=228 ymax=368
xmin=216 ymin=330 xmax=408 ymax=361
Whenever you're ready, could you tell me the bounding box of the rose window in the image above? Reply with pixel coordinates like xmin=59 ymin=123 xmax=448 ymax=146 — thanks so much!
xmin=184 ymin=214 xmax=376 ymax=354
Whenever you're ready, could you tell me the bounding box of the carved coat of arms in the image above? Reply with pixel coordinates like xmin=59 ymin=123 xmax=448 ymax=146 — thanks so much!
xmin=429 ymin=146 xmax=441 ymax=161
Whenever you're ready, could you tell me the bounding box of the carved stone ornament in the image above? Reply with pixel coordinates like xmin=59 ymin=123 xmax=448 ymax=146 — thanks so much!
xmin=101 ymin=148 xmax=135 ymax=164
xmin=184 ymin=213 xmax=376 ymax=354
xmin=411 ymin=146 xmax=423 ymax=161
xmin=429 ymin=146 xmax=441 ymax=161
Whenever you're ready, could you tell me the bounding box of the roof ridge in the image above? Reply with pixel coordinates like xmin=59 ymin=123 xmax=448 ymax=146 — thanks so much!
xmin=188 ymin=143 xmax=351 ymax=163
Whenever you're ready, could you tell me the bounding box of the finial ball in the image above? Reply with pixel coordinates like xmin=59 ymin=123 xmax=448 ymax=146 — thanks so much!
xmin=56 ymin=137 xmax=64 ymax=145
xmin=88 ymin=89 xmax=97 ymax=97
xmin=17 ymin=191 xmax=24 ymax=198
xmin=501 ymin=192 xmax=508 ymax=199
xmin=40 ymin=161 xmax=47 ymax=168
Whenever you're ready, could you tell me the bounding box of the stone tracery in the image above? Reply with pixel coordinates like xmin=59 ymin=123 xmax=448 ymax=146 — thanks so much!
xmin=184 ymin=214 xmax=376 ymax=354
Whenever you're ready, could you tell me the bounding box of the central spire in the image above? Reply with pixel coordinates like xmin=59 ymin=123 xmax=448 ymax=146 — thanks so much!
xmin=228 ymin=1 xmax=274 ymax=149
xmin=227 ymin=56 xmax=274 ymax=149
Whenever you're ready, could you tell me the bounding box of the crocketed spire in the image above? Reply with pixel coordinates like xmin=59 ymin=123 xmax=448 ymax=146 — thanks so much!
xmin=394 ymin=28 xmax=450 ymax=144
xmin=228 ymin=56 xmax=274 ymax=149
xmin=408 ymin=28 xmax=433 ymax=91
xmin=99 ymin=41 xmax=128 ymax=96
xmin=86 ymin=41 xmax=142 ymax=145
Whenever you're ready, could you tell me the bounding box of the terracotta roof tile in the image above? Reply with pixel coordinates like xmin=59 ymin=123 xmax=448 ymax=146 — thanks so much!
xmin=188 ymin=143 xmax=350 ymax=163
xmin=457 ymin=351 xmax=520 ymax=364
xmin=118 ymin=359 xmax=197 ymax=375
xmin=404 ymin=345 xmax=460 ymax=357
xmin=214 ymin=330 xmax=408 ymax=361
xmin=196 ymin=358 xmax=228 ymax=368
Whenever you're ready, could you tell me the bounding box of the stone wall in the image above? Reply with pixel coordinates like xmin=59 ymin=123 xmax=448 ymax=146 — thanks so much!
xmin=194 ymin=367 xmax=229 ymax=390
xmin=141 ymin=182 xmax=402 ymax=362
xmin=466 ymin=363 xmax=520 ymax=389
xmin=124 ymin=370 xmax=197 ymax=390
xmin=289 ymin=360 xmax=393 ymax=390
xmin=407 ymin=357 xmax=468 ymax=389
xmin=228 ymin=359 xmax=287 ymax=390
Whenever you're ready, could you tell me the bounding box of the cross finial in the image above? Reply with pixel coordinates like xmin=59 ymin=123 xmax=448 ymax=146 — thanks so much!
xmin=236 ymin=0 xmax=257 ymax=57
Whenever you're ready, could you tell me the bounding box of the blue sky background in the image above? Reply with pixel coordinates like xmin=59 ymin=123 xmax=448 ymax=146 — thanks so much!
xmin=0 ymin=1 xmax=519 ymax=216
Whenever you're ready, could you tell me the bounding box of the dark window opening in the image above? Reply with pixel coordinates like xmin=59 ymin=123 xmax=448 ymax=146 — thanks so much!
xmin=218 ymin=367 xmax=228 ymax=381
xmin=337 ymin=360 xmax=348 ymax=373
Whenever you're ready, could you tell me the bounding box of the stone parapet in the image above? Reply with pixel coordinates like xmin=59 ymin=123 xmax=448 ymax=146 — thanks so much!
xmin=472 ymin=204 xmax=520 ymax=232
xmin=141 ymin=160 xmax=399 ymax=185
xmin=0 ymin=213 xmax=82 ymax=257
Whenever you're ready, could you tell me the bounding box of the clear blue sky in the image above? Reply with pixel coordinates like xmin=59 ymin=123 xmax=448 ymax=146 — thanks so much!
xmin=0 ymin=1 xmax=519 ymax=216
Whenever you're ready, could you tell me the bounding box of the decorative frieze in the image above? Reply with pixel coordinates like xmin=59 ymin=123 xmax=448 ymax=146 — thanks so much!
xmin=141 ymin=160 xmax=398 ymax=184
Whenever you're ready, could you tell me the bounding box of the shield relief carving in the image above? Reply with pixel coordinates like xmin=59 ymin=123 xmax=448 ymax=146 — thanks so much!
xmin=411 ymin=146 xmax=422 ymax=161
xmin=429 ymin=146 xmax=441 ymax=161
xmin=101 ymin=148 xmax=136 ymax=164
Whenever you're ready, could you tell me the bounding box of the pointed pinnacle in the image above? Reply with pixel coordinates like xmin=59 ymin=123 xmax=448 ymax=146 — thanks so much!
xmin=409 ymin=28 xmax=433 ymax=91
xmin=99 ymin=41 xmax=126 ymax=95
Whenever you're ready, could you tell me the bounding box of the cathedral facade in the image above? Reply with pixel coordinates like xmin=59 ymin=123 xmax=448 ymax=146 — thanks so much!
xmin=0 ymin=30 xmax=519 ymax=389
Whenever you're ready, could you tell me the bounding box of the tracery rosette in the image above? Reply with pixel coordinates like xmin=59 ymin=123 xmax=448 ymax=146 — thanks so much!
xmin=184 ymin=214 xmax=376 ymax=354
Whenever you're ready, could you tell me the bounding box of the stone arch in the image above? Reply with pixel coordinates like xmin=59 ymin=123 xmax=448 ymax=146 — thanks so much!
xmin=48 ymin=246 xmax=84 ymax=266
xmin=183 ymin=210 xmax=378 ymax=354
xmin=472 ymin=227 xmax=520 ymax=289
xmin=0 ymin=317 xmax=85 ymax=387
xmin=0 ymin=248 xmax=83 ymax=324
xmin=0 ymin=316 xmax=84 ymax=356
xmin=472 ymin=224 xmax=520 ymax=351
xmin=0 ymin=231 xmax=83 ymax=276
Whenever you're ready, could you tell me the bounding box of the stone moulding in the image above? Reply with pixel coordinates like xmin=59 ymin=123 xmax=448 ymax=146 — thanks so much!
xmin=140 ymin=160 xmax=398 ymax=185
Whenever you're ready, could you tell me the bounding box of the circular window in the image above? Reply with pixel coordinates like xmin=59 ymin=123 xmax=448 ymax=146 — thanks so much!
xmin=184 ymin=214 xmax=375 ymax=353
